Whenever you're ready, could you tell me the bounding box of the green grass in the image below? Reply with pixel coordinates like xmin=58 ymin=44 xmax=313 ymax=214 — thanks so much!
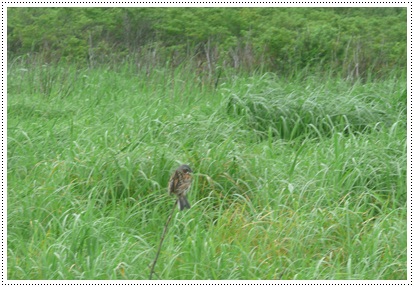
xmin=7 ymin=60 xmax=406 ymax=279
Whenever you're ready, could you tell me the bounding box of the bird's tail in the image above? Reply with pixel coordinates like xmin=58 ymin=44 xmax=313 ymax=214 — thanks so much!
xmin=177 ymin=195 xmax=191 ymax=211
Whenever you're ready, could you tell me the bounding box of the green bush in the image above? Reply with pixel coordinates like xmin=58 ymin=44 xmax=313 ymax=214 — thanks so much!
xmin=8 ymin=7 xmax=406 ymax=79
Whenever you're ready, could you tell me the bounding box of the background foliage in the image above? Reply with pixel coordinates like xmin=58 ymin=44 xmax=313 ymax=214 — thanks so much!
xmin=8 ymin=7 xmax=406 ymax=79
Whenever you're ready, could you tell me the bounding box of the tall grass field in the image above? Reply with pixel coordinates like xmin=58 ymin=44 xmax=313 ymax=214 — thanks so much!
xmin=7 ymin=60 xmax=406 ymax=279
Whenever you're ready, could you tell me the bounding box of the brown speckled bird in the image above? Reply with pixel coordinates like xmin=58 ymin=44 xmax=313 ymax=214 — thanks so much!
xmin=168 ymin=164 xmax=193 ymax=211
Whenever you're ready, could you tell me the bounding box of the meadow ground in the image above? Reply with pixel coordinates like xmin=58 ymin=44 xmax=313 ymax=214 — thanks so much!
xmin=7 ymin=61 xmax=406 ymax=279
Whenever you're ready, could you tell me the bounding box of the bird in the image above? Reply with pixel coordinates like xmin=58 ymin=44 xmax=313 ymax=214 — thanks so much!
xmin=168 ymin=164 xmax=193 ymax=211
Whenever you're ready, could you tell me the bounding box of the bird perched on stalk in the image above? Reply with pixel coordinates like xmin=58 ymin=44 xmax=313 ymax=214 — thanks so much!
xmin=168 ymin=164 xmax=193 ymax=211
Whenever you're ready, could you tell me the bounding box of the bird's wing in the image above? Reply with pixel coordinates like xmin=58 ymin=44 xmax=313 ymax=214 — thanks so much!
xmin=168 ymin=171 xmax=179 ymax=194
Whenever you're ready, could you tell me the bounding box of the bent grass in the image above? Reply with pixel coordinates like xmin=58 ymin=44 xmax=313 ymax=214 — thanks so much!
xmin=7 ymin=62 xmax=406 ymax=279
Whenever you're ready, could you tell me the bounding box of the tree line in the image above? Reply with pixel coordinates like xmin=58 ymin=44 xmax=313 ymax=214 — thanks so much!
xmin=8 ymin=7 xmax=406 ymax=79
